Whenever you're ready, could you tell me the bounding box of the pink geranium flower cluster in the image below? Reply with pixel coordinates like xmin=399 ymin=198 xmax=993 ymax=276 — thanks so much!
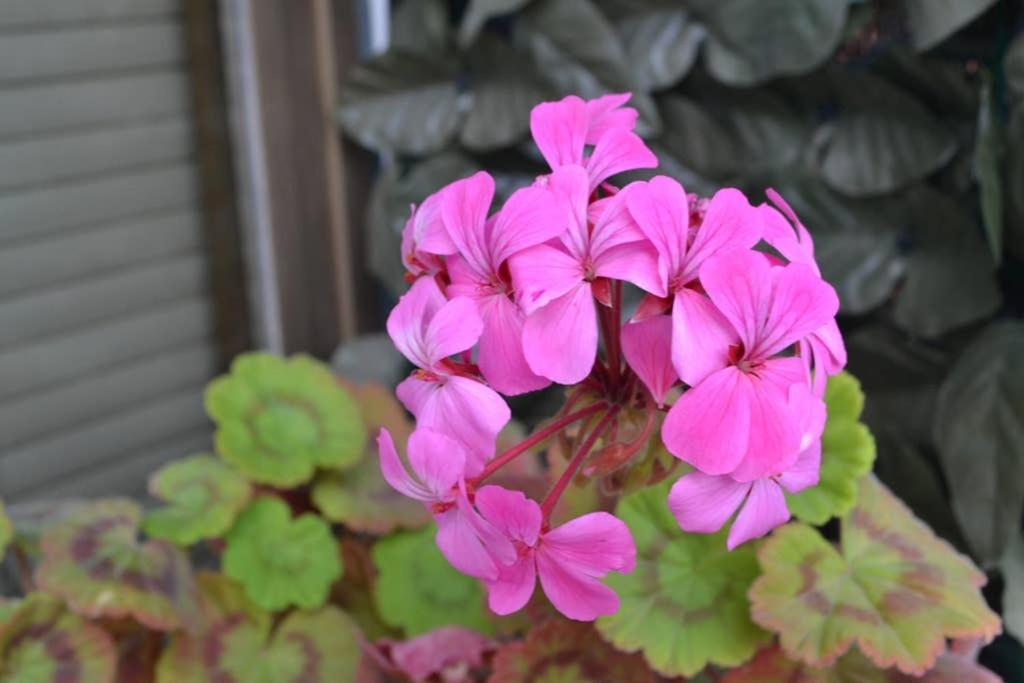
xmin=380 ymin=93 xmax=845 ymax=621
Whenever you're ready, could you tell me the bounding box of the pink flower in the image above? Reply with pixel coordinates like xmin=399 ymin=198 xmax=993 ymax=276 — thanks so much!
xmin=667 ymin=383 xmax=827 ymax=548
xmin=620 ymin=314 xmax=677 ymax=406
xmin=625 ymin=177 xmax=762 ymax=381
xmin=760 ymin=189 xmax=847 ymax=395
xmin=474 ymin=485 xmax=636 ymax=621
xmin=387 ymin=277 xmax=511 ymax=472
xmin=386 ymin=627 xmax=495 ymax=683
xmin=400 ymin=191 xmax=454 ymax=281
xmin=510 ymin=167 xmax=662 ymax=384
xmin=662 ymin=248 xmax=839 ymax=480
xmin=530 ymin=93 xmax=656 ymax=191
xmin=440 ymin=171 xmax=568 ymax=395
xmin=378 ymin=428 xmax=514 ymax=579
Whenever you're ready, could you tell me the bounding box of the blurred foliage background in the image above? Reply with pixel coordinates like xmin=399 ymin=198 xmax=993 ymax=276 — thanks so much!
xmin=338 ymin=0 xmax=1024 ymax=677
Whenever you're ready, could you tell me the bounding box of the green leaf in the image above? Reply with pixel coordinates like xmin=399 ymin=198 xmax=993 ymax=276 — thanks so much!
xmin=458 ymin=0 xmax=532 ymax=47
xmin=0 ymin=500 xmax=10 ymax=560
xmin=904 ymin=0 xmax=999 ymax=51
xmin=750 ymin=476 xmax=1000 ymax=674
xmin=372 ymin=525 xmax=492 ymax=637
xmin=616 ymin=8 xmax=704 ymax=91
xmin=142 ymin=454 xmax=251 ymax=546
xmin=768 ymin=178 xmax=907 ymax=315
xmin=312 ymin=382 xmax=430 ymax=534
xmin=596 ymin=479 xmax=770 ymax=677
xmin=460 ymin=36 xmax=550 ymax=152
xmin=338 ymin=50 xmax=461 ymax=156
xmin=490 ymin=619 xmax=656 ymax=682
xmin=1005 ymin=107 xmax=1024 ymax=262
xmin=0 ymin=594 xmax=117 ymax=683
xmin=975 ymin=72 xmax=1004 ymax=264
xmin=702 ymin=0 xmax=848 ymax=86
xmin=390 ymin=0 xmax=449 ymax=55
xmin=787 ymin=372 xmax=875 ymax=525
xmin=934 ymin=321 xmax=1024 ymax=564
xmin=1001 ymin=533 xmax=1024 ymax=642
xmin=815 ymin=75 xmax=957 ymax=197
xmin=34 ymin=499 xmax=199 ymax=631
xmin=722 ymin=644 xmax=1001 ymax=682
xmin=223 ymin=497 xmax=342 ymax=612
xmin=205 ymin=352 xmax=365 ymax=487
xmin=657 ymin=95 xmax=742 ymax=181
xmin=1007 ymin=33 xmax=1024 ymax=106
xmin=892 ymin=187 xmax=1001 ymax=338
xmin=157 ymin=573 xmax=361 ymax=683
xmin=520 ymin=0 xmax=660 ymax=133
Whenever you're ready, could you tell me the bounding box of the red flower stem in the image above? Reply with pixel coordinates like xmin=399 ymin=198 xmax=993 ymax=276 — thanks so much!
xmin=471 ymin=402 xmax=609 ymax=485
xmin=541 ymin=406 xmax=620 ymax=521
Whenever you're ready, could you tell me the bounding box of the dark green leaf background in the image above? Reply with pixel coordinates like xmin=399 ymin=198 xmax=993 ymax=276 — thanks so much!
xmin=338 ymin=1 xmax=1024 ymax=678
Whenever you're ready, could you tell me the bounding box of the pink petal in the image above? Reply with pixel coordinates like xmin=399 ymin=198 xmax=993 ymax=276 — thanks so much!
xmin=476 ymin=293 xmax=551 ymax=396
xmin=671 ymin=287 xmax=737 ymax=387
xmin=548 ymin=165 xmax=591 ymax=260
xmin=726 ymin=363 xmax=804 ymax=482
xmin=727 ymin=479 xmax=790 ymax=549
xmin=668 ymin=472 xmax=751 ymax=533
xmin=386 ymin=277 xmax=451 ymax=369
xmin=522 ymin=282 xmax=598 ymax=385
xmin=440 ymin=171 xmax=495 ymax=277
xmin=390 ymin=627 xmax=494 ymax=682
xmin=444 ymin=254 xmax=481 ymax=300
xmin=662 ymin=366 xmax=752 ymax=475
xmin=530 ymin=96 xmax=587 ymax=169
xmin=626 ymin=175 xmax=688 ymax=283
xmin=425 ymin=296 xmax=484 ymax=365
xmin=436 ymin=506 xmax=501 ymax=580
xmin=593 ymin=241 xmax=663 ymax=297
xmin=474 ymin=485 xmax=542 ymax=546
xmin=490 ymin=182 xmax=570 ymax=266
xmin=758 ymin=203 xmax=813 ymax=271
xmin=508 ymin=244 xmax=584 ymax=315
xmin=457 ymin=483 xmax=517 ymax=566
xmin=485 ymin=555 xmax=537 ymax=616
xmin=765 ymin=187 xmax=818 ymax=269
xmin=679 ymin=188 xmax=761 ymax=284
xmin=776 ymin=383 xmax=826 ymax=493
xmin=588 ymin=182 xmax=648 ymax=258
xmin=584 ymin=127 xmax=657 ymax=191
xmin=411 ymin=191 xmax=457 ymax=256
xmin=620 ymin=315 xmax=677 ymax=406
xmin=698 ymin=249 xmax=770 ymax=355
xmin=377 ymin=428 xmax=435 ymax=502
xmin=751 ymin=262 xmax=839 ymax=359
xmin=535 ymin=512 xmax=636 ymax=621
xmin=406 ymin=428 xmax=467 ymax=499
xmin=584 ymin=92 xmax=637 ymax=144
xmin=542 ymin=511 xmax=637 ymax=575
xmin=395 ymin=376 xmax=511 ymax=475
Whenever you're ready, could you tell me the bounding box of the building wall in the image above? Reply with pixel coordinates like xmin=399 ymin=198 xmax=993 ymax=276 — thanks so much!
xmin=0 ymin=0 xmax=218 ymax=502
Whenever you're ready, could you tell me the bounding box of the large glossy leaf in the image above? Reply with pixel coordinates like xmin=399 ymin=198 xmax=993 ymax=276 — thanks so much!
xmin=750 ymin=476 xmax=1000 ymax=674
xmin=205 ymin=353 xmax=365 ymax=487
xmin=702 ymin=0 xmax=847 ymax=86
xmin=223 ymin=497 xmax=342 ymax=612
xmin=0 ymin=594 xmax=117 ymax=683
xmin=0 ymin=500 xmax=10 ymax=559
xmin=461 ymin=36 xmax=550 ymax=151
xmin=1008 ymin=33 xmax=1024 ymax=105
xmin=338 ymin=51 xmax=461 ymax=156
xmin=459 ymin=0 xmax=532 ymax=47
xmin=157 ymin=573 xmax=361 ymax=683
xmin=1006 ymin=106 xmax=1024 ymax=262
xmin=596 ymin=479 xmax=770 ymax=677
xmin=142 ymin=454 xmax=251 ymax=546
xmin=974 ymin=73 xmax=1004 ymax=264
xmin=934 ymin=321 xmax=1024 ymax=564
xmin=519 ymin=0 xmax=659 ymax=132
xmin=786 ymin=373 xmax=875 ymax=525
xmin=1002 ymin=534 xmax=1024 ymax=642
xmin=657 ymin=95 xmax=741 ymax=181
xmin=616 ymin=8 xmax=704 ymax=91
xmin=892 ymin=187 xmax=1001 ymax=338
xmin=904 ymin=0 xmax=999 ymax=51
xmin=491 ymin=619 xmax=657 ymax=682
xmin=34 ymin=499 xmax=198 ymax=631
xmin=768 ymin=178 xmax=906 ymax=315
xmin=390 ymin=0 xmax=449 ymax=55
xmin=815 ymin=76 xmax=957 ymax=197
xmin=723 ymin=644 xmax=1001 ymax=682
xmin=372 ymin=525 xmax=492 ymax=637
